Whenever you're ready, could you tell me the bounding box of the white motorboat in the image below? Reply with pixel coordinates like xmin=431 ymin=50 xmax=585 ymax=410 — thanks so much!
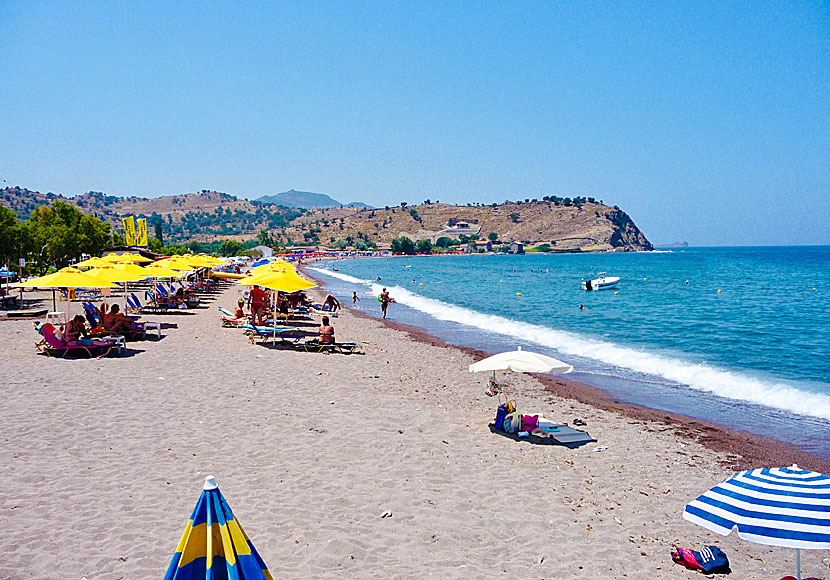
xmin=581 ymin=273 xmax=620 ymax=291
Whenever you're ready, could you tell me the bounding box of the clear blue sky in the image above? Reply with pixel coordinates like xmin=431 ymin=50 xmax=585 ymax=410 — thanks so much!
xmin=1 ymin=1 xmax=827 ymax=245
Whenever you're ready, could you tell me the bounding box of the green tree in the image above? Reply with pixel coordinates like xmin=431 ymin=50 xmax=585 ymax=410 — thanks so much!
xmin=390 ymin=236 xmax=416 ymax=255
xmin=218 ymin=240 xmax=242 ymax=256
xmin=257 ymin=228 xmax=273 ymax=247
xmin=409 ymin=208 xmax=421 ymax=222
xmin=153 ymin=219 xmax=164 ymax=246
xmin=0 ymin=205 xmax=31 ymax=268
xmin=148 ymin=237 xmax=163 ymax=252
xmin=435 ymin=236 xmax=453 ymax=248
xmin=416 ymin=239 xmax=432 ymax=254
xmin=488 ymin=232 xmax=498 ymax=242
xmin=27 ymin=201 xmax=111 ymax=268
xmin=509 ymin=213 xmax=520 ymax=223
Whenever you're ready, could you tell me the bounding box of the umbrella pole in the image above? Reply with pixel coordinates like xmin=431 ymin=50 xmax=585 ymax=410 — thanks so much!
xmin=52 ymin=289 xmax=56 ymax=311
xmin=796 ymin=548 xmax=800 ymax=580
xmin=272 ymin=289 xmax=277 ymax=346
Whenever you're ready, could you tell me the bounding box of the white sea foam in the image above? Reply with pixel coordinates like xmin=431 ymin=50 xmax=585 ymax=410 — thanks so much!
xmin=311 ymin=267 xmax=830 ymax=421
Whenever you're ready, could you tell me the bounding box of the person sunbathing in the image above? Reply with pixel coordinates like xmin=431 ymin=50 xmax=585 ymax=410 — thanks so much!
xmin=104 ymin=304 xmax=139 ymax=333
xmin=233 ymin=298 xmax=247 ymax=319
xmin=63 ymin=315 xmax=90 ymax=343
xmin=318 ymin=316 xmax=335 ymax=345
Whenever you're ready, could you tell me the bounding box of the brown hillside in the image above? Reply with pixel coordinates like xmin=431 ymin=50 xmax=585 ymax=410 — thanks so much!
xmin=1 ymin=187 xmax=652 ymax=251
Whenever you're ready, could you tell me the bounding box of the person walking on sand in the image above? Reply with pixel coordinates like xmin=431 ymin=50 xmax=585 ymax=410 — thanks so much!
xmin=380 ymin=287 xmax=395 ymax=319
xmin=352 ymin=291 xmax=360 ymax=307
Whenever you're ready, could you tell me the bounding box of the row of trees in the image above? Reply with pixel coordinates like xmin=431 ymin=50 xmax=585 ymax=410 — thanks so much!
xmin=0 ymin=201 xmax=114 ymax=275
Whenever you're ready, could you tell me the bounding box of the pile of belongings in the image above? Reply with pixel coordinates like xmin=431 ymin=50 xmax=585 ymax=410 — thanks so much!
xmin=671 ymin=546 xmax=731 ymax=574
xmin=493 ymin=401 xmax=595 ymax=445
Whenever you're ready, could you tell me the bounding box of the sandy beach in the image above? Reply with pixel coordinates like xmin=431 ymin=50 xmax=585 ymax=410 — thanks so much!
xmin=1 ymin=284 xmax=828 ymax=579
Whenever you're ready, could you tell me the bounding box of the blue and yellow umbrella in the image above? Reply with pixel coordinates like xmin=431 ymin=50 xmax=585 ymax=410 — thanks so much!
xmin=164 ymin=476 xmax=273 ymax=580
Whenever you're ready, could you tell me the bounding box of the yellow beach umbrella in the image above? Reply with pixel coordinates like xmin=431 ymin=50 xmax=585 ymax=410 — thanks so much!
xmin=15 ymin=267 xmax=119 ymax=321
xmin=86 ymin=265 xmax=148 ymax=283
xmin=73 ymin=256 xmax=113 ymax=268
xmin=239 ymin=270 xmax=316 ymax=294
xmin=102 ymin=252 xmax=152 ymax=263
xmin=238 ymin=271 xmax=316 ymax=340
xmin=16 ymin=267 xmax=119 ymax=289
xmin=155 ymin=257 xmax=199 ymax=271
xmin=86 ymin=265 xmax=151 ymax=309
xmin=143 ymin=264 xmax=185 ymax=278
xmin=189 ymin=254 xmax=224 ymax=266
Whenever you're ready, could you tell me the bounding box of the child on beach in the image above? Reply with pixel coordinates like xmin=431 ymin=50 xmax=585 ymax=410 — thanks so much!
xmin=352 ymin=291 xmax=359 ymax=307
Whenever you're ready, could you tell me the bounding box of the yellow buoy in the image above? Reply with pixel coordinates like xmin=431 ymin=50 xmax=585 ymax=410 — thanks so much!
xmin=614 ymin=291 xmax=619 ymax=295
xmin=814 ymin=288 xmax=817 ymax=291
xmin=643 ymin=277 xmax=647 ymax=281
xmin=419 ymin=283 xmax=423 ymax=286
xmin=517 ymin=292 xmax=522 ymax=296
xmin=718 ymin=289 xmax=722 ymax=293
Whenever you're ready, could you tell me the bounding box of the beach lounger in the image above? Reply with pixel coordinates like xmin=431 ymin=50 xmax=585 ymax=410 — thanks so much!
xmin=130 ymin=293 xmax=168 ymax=313
xmin=35 ymin=322 xmax=120 ymax=358
xmin=290 ymin=340 xmax=363 ymax=354
xmin=244 ymin=323 xmax=305 ymax=344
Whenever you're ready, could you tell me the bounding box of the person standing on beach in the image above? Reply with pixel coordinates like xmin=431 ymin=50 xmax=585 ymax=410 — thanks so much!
xmin=380 ymin=287 xmax=395 ymax=319
xmin=352 ymin=291 xmax=360 ymax=307
xmin=248 ymin=285 xmax=267 ymax=325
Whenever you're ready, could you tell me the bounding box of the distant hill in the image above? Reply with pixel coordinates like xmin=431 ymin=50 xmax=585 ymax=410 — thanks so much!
xmin=255 ymin=189 xmax=372 ymax=210
xmin=1 ymin=186 xmax=652 ymax=251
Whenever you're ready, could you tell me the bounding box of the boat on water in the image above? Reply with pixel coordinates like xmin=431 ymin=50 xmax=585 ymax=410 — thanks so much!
xmin=581 ymin=273 xmax=620 ymax=291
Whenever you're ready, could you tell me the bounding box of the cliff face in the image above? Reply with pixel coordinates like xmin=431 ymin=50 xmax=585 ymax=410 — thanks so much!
xmin=1 ymin=187 xmax=653 ymax=252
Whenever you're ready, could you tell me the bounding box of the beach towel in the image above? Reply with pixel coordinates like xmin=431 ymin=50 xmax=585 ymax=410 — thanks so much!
xmin=671 ymin=546 xmax=730 ymax=574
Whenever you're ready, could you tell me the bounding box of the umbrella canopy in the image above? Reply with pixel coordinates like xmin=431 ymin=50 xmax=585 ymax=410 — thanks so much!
xmin=15 ymin=267 xmax=118 ymax=289
xmin=143 ymin=264 xmax=186 ymax=278
xmin=155 ymin=257 xmax=200 ymax=271
xmin=684 ymin=464 xmax=830 ymax=578
xmin=85 ymin=265 xmax=149 ymax=283
xmin=194 ymin=254 xmax=225 ymax=266
xmin=165 ymin=476 xmax=273 ymax=580
xmin=102 ymin=252 xmax=153 ymax=263
xmin=469 ymin=346 xmax=574 ymax=375
xmin=238 ymin=270 xmax=316 ymax=293
xmin=73 ymin=256 xmax=113 ymax=268
xmin=181 ymin=254 xmax=218 ymax=267
xmin=250 ymin=260 xmax=295 ymax=275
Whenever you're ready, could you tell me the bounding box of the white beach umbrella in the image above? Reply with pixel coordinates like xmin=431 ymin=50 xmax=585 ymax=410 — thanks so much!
xmin=469 ymin=346 xmax=573 ymax=375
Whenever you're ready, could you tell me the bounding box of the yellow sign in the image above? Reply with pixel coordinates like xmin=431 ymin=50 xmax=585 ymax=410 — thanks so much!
xmin=122 ymin=215 xmax=136 ymax=246
xmin=136 ymin=217 xmax=148 ymax=247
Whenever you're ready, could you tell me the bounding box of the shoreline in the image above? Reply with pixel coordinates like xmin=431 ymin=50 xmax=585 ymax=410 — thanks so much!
xmin=303 ymin=263 xmax=830 ymax=473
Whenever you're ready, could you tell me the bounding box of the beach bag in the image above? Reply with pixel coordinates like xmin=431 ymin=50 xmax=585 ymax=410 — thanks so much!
xmin=495 ymin=405 xmax=508 ymax=430
xmin=503 ymin=412 xmax=522 ymax=433
xmin=671 ymin=546 xmax=729 ymax=574
xmin=521 ymin=415 xmax=539 ymax=431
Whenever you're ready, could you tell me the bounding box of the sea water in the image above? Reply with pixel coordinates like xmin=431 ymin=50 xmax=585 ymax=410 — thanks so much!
xmin=309 ymin=247 xmax=830 ymax=458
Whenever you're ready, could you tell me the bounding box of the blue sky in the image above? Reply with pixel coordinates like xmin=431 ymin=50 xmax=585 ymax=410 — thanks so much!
xmin=1 ymin=1 xmax=827 ymax=245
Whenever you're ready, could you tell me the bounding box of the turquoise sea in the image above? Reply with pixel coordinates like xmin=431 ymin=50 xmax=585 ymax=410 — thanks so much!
xmin=309 ymin=247 xmax=830 ymax=458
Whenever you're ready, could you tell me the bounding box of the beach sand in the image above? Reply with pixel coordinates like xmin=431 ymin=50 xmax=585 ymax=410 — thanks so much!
xmin=1 ymin=285 xmax=828 ymax=579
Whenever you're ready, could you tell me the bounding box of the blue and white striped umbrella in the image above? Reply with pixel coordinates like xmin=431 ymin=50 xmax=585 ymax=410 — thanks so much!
xmin=684 ymin=464 xmax=830 ymax=578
